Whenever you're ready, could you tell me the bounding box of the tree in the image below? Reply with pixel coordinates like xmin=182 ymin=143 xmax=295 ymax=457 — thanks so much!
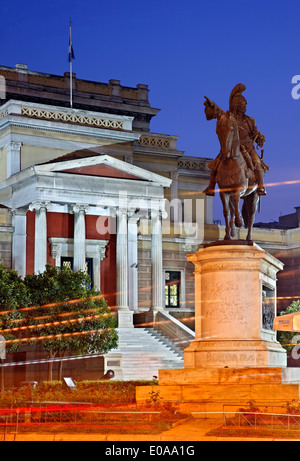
xmin=0 ymin=265 xmax=30 ymax=390
xmin=277 ymin=300 xmax=300 ymax=353
xmin=24 ymin=296 xmax=118 ymax=380
xmin=24 ymin=264 xmax=94 ymax=305
xmin=0 ymin=264 xmax=118 ymax=381
xmin=0 ymin=265 xmax=30 ymax=310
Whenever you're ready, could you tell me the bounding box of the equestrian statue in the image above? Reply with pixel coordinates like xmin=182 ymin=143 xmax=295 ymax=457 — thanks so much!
xmin=203 ymin=83 xmax=269 ymax=241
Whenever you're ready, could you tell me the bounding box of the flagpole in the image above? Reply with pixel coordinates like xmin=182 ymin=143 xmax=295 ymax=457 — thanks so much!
xmin=69 ymin=19 xmax=73 ymax=108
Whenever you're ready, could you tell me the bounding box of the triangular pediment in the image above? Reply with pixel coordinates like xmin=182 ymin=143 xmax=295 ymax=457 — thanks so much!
xmin=34 ymin=154 xmax=172 ymax=187
xmin=60 ymin=163 xmax=146 ymax=181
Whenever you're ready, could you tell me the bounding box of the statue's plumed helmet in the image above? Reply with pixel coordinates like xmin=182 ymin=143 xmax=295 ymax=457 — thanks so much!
xmin=229 ymin=83 xmax=247 ymax=111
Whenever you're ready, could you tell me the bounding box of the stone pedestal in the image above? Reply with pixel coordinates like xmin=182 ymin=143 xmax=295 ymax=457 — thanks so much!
xmin=135 ymin=242 xmax=300 ymax=412
xmin=184 ymin=241 xmax=287 ymax=368
xmin=103 ymin=352 xmax=123 ymax=380
xmin=117 ymin=310 xmax=134 ymax=328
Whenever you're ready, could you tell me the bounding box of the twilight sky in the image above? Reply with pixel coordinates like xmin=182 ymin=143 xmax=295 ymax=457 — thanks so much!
xmin=1 ymin=0 xmax=300 ymax=224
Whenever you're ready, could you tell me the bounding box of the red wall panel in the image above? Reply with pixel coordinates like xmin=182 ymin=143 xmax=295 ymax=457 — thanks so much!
xmin=26 ymin=212 xmax=117 ymax=309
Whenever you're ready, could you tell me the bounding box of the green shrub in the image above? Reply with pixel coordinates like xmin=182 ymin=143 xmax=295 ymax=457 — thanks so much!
xmin=0 ymin=380 xmax=158 ymax=407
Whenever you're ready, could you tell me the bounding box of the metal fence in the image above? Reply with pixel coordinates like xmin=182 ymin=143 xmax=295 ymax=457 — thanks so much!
xmin=0 ymin=403 xmax=161 ymax=440
xmin=222 ymin=410 xmax=300 ymax=431
xmin=191 ymin=407 xmax=300 ymax=436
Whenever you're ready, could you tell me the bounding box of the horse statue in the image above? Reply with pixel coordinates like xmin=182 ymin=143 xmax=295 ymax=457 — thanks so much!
xmin=215 ymin=111 xmax=259 ymax=241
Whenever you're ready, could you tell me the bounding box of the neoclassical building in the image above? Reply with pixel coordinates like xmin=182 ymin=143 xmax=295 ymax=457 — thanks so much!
xmin=0 ymin=64 xmax=212 ymax=330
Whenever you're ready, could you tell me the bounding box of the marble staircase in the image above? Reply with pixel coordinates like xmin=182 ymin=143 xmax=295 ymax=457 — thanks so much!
xmin=111 ymin=327 xmax=184 ymax=381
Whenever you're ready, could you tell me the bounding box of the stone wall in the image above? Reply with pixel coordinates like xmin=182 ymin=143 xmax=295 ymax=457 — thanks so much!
xmin=137 ymin=238 xmax=195 ymax=313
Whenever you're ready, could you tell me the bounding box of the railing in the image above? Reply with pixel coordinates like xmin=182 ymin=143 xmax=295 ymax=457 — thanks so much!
xmin=191 ymin=409 xmax=300 ymax=435
xmin=154 ymin=310 xmax=195 ymax=351
xmin=0 ymin=403 xmax=161 ymax=440
xmin=223 ymin=411 xmax=300 ymax=430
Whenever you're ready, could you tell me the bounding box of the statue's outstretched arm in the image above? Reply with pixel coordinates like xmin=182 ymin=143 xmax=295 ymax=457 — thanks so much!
xmin=204 ymin=96 xmax=225 ymax=120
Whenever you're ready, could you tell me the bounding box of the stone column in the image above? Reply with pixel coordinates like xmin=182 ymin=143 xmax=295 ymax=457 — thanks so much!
xmin=6 ymin=141 xmax=22 ymax=178
xmin=71 ymin=204 xmax=89 ymax=272
xmin=151 ymin=210 xmax=164 ymax=310
xmin=29 ymin=201 xmax=52 ymax=274
xmin=12 ymin=208 xmax=27 ymax=277
xmin=128 ymin=214 xmax=139 ymax=311
xmin=116 ymin=208 xmax=133 ymax=327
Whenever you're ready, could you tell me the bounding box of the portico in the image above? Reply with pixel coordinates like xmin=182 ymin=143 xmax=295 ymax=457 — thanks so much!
xmin=0 ymin=154 xmax=171 ymax=326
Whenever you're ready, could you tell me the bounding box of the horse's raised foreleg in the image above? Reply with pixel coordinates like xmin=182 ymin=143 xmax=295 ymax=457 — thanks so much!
xmin=220 ymin=192 xmax=231 ymax=239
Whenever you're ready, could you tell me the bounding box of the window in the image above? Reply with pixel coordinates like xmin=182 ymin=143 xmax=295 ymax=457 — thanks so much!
xmin=165 ymin=271 xmax=181 ymax=308
xmin=61 ymin=257 xmax=93 ymax=287
xmin=61 ymin=257 xmax=73 ymax=270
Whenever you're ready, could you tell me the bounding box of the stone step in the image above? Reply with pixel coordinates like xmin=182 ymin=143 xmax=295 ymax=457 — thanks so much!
xmin=145 ymin=328 xmax=184 ymax=352
xmin=111 ymin=327 xmax=184 ymax=380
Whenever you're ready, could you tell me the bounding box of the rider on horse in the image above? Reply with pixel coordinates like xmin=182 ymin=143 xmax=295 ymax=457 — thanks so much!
xmin=203 ymin=83 xmax=268 ymax=197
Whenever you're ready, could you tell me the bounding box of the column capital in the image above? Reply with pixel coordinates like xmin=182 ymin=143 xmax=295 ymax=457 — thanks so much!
xmin=116 ymin=207 xmax=129 ymax=218
xmin=69 ymin=203 xmax=90 ymax=214
xmin=6 ymin=141 xmax=22 ymax=150
xmin=29 ymin=201 xmax=52 ymax=212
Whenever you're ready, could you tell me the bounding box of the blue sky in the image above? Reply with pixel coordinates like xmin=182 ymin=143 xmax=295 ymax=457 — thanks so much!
xmin=1 ymin=0 xmax=300 ymax=223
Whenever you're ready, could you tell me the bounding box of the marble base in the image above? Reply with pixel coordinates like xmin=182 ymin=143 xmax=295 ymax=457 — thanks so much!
xmin=103 ymin=352 xmax=123 ymax=380
xmin=136 ymin=244 xmax=292 ymax=412
xmin=184 ymin=339 xmax=287 ymax=369
xmin=185 ymin=242 xmax=286 ymax=369
xmin=136 ymin=366 xmax=300 ymax=413
xmin=117 ymin=310 xmax=134 ymax=328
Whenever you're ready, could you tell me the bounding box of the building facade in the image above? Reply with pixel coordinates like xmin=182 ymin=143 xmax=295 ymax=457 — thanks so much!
xmin=0 ymin=64 xmax=213 ymax=327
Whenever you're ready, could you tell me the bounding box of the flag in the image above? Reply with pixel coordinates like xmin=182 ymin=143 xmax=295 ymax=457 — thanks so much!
xmin=69 ymin=36 xmax=75 ymax=62
xmin=68 ymin=28 xmax=75 ymax=62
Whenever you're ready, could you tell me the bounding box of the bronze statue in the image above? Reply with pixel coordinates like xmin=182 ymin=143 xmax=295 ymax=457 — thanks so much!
xmin=203 ymin=84 xmax=269 ymax=241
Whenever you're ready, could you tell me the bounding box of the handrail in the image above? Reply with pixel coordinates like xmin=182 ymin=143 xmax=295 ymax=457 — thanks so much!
xmin=155 ymin=310 xmax=195 ymax=337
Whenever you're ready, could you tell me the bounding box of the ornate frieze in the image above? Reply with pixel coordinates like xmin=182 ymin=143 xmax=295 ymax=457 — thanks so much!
xmin=21 ymin=106 xmax=124 ymax=130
